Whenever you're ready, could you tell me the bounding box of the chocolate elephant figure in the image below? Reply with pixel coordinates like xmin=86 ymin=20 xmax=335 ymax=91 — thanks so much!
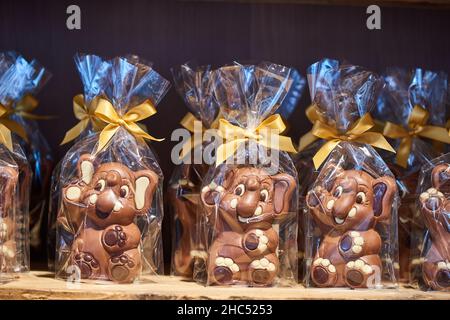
xmin=419 ymin=163 xmax=450 ymax=291
xmin=0 ymin=166 xmax=19 ymax=273
xmin=306 ymin=166 xmax=397 ymax=288
xmin=200 ymin=167 xmax=296 ymax=286
xmin=59 ymin=154 xmax=158 ymax=283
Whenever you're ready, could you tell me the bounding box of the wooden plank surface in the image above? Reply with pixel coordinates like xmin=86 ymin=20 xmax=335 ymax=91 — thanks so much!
xmin=0 ymin=271 xmax=448 ymax=300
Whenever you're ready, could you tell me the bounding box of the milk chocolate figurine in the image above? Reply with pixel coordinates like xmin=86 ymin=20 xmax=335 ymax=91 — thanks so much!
xmin=60 ymin=154 xmax=158 ymax=283
xmin=201 ymin=167 xmax=296 ymax=286
xmin=0 ymin=166 xmax=19 ymax=273
xmin=306 ymin=166 xmax=396 ymax=288
xmin=169 ymin=163 xmax=208 ymax=277
xmin=419 ymin=163 xmax=450 ymax=290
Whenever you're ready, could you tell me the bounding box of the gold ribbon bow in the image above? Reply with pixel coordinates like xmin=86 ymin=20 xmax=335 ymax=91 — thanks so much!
xmin=178 ymin=112 xmax=222 ymax=160
xmin=383 ymin=105 xmax=450 ymax=168
xmin=94 ymin=98 xmax=163 ymax=153
xmin=0 ymin=102 xmax=28 ymax=152
xmin=61 ymin=95 xmax=109 ymax=145
xmin=308 ymin=113 xmax=395 ymax=169
xmin=215 ymin=114 xmax=297 ymax=166
xmin=14 ymin=94 xmax=54 ymax=120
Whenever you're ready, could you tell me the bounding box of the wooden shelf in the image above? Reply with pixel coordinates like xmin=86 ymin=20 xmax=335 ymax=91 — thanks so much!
xmin=0 ymin=271 xmax=448 ymax=300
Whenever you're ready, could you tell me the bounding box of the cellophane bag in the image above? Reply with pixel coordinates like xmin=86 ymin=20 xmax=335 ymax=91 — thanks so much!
xmin=303 ymin=61 xmax=400 ymax=289
xmin=3 ymin=53 xmax=53 ymax=268
xmin=413 ymin=153 xmax=450 ymax=291
xmin=48 ymin=54 xmax=109 ymax=270
xmin=374 ymin=68 xmax=448 ymax=282
xmin=168 ymin=63 xmax=218 ymax=279
xmin=294 ymin=58 xmax=340 ymax=277
xmin=55 ymin=55 xmax=169 ymax=284
xmin=197 ymin=62 xmax=299 ymax=287
xmin=0 ymin=52 xmax=34 ymax=278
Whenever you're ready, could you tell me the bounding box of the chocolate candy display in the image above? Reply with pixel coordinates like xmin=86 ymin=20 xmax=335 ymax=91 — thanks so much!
xmin=197 ymin=62 xmax=299 ymax=287
xmin=374 ymin=68 xmax=449 ymax=282
xmin=168 ymin=63 xmax=218 ymax=279
xmin=301 ymin=60 xmax=400 ymax=289
xmin=307 ymin=164 xmax=396 ymax=288
xmin=55 ymin=54 xmax=169 ymax=283
xmin=414 ymin=156 xmax=450 ymax=291
xmin=201 ymin=167 xmax=296 ymax=286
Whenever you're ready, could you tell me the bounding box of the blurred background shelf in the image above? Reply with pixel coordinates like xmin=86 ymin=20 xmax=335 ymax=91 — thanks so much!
xmin=0 ymin=271 xmax=449 ymax=300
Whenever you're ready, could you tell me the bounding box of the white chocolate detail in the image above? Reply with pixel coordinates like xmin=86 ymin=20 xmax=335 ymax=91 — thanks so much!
xmin=81 ymin=160 xmax=94 ymax=184
xmin=135 ymin=176 xmax=150 ymax=210
xmin=66 ymin=186 xmax=81 ymax=201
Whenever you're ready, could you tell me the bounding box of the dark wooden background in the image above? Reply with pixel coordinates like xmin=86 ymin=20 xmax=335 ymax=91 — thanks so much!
xmin=1 ymin=0 xmax=450 ymax=266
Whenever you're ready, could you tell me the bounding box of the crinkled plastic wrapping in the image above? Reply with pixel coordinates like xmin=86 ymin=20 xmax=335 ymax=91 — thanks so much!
xmin=374 ymin=68 xmax=448 ymax=281
xmin=303 ymin=61 xmax=399 ymax=289
xmin=0 ymin=52 xmax=33 ymax=278
xmin=48 ymin=54 xmax=110 ymax=270
xmin=196 ymin=62 xmax=298 ymax=287
xmin=55 ymin=55 xmax=169 ymax=284
xmin=412 ymin=153 xmax=450 ymax=291
xmin=3 ymin=53 xmax=53 ymax=268
xmin=168 ymin=63 xmax=218 ymax=279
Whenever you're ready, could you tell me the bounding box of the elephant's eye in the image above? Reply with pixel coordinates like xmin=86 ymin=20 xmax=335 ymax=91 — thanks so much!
xmin=260 ymin=189 xmax=269 ymax=202
xmin=120 ymin=185 xmax=129 ymax=198
xmin=356 ymin=192 xmax=366 ymax=204
xmin=234 ymin=184 xmax=245 ymax=196
xmin=333 ymin=186 xmax=343 ymax=198
xmin=94 ymin=179 xmax=106 ymax=192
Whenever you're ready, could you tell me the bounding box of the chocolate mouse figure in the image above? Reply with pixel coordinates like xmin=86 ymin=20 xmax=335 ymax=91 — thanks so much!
xmin=306 ymin=166 xmax=396 ymax=288
xmin=419 ymin=163 xmax=450 ymax=290
xmin=60 ymin=154 xmax=158 ymax=283
xmin=201 ymin=167 xmax=296 ymax=286
xmin=0 ymin=166 xmax=19 ymax=272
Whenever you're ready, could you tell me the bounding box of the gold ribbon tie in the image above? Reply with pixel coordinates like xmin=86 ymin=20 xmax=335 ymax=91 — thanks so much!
xmin=383 ymin=105 xmax=450 ymax=168
xmin=94 ymin=98 xmax=163 ymax=153
xmin=308 ymin=113 xmax=395 ymax=169
xmin=215 ymin=114 xmax=297 ymax=166
xmin=0 ymin=102 xmax=28 ymax=152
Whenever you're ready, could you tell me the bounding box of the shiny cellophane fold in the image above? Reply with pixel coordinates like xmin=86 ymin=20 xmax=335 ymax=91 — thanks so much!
xmin=48 ymin=54 xmax=110 ymax=270
xmin=196 ymin=62 xmax=299 ymax=287
xmin=0 ymin=52 xmax=34 ymax=278
xmin=302 ymin=60 xmax=399 ymax=289
xmin=55 ymin=54 xmax=169 ymax=284
xmin=375 ymin=68 xmax=449 ymax=282
xmin=411 ymin=153 xmax=450 ymax=291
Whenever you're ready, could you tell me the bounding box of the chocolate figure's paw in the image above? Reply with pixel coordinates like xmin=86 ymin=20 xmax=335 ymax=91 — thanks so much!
xmin=73 ymin=252 xmax=100 ymax=279
xmin=420 ymin=188 xmax=445 ymax=212
xmin=311 ymin=258 xmax=337 ymax=287
xmin=344 ymin=259 xmax=376 ymax=288
xmin=108 ymin=253 xmax=139 ymax=283
xmin=248 ymin=255 xmax=278 ymax=286
xmin=212 ymin=257 xmax=239 ymax=285
xmin=103 ymin=225 xmax=127 ymax=249
xmin=435 ymin=261 xmax=450 ymax=289
xmin=339 ymin=231 xmax=365 ymax=259
xmin=201 ymin=182 xmax=225 ymax=206
xmin=244 ymin=229 xmax=269 ymax=253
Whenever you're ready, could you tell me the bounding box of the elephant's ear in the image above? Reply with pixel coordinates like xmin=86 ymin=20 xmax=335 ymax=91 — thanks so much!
xmin=77 ymin=154 xmax=96 ymax=185
xmin=431 ymin=163 xmax=450 ymax=190
xmin=372 ymin=175 xmax=397 ymax=221
xmin=272 ymin=173 xmax=297 ymax=215
xmin=134 ymin=169 xmax=159 ymax=213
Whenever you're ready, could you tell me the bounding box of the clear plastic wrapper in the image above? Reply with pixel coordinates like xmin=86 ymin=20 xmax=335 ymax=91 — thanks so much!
xmin=168 ymin=63 xmax=218 ymax=279
xmin=48 ymin=54 xmax=110 ymax=270
xmin=303 ymin=60 xmax=399 ymax=288
xmin=0 ymin=52 xmax=34 ymax=278
xmin=412 ymin=153 xmax=450 ymax=291
xmin=375 ymin=68 xmax=449 ymax=281
xmin=55 ymin=54 xmax=169 ymax=284
xmin=197 ymin=62 xmax=298 ymax=287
